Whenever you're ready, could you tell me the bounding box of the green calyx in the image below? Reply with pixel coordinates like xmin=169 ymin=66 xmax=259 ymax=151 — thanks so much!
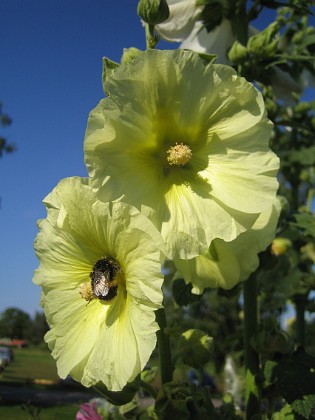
xmin=137 ymin=0 xmax=169 ymax=25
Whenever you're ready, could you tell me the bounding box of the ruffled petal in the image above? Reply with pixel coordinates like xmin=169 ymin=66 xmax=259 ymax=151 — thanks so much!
xmin=156 ymin=0 xmax=203 ymax=42
xmin=84 ymin=50 xmax=279 ymax=259
xmin=33 ymin=177 xmax=164 ymax=390
xmin=175 ymin=200 xmax=280 ymax=293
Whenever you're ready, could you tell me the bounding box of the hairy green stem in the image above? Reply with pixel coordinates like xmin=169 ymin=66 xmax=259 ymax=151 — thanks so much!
xmin=145 ymin=23 xmax=158 ymax=49
xmin=243 ymin=274 xmax=261 ymax=419
xmin=156 ymin=307 xmax=173 ymax=385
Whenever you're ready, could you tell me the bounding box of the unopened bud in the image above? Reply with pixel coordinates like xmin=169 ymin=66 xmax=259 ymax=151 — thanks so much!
xmin=137 ymin=0 xmax=170 ymax=25
xmin=251 ymin=327 xmax=292 ymax=355
xmin=247 ymin=22 xmax=279 ymax=58
xmin=271 ymin=237 xmax=292 ymax=256
xmin=228 ymin=41 xmax=248 ymax=64
xmin=179 ymin=329 xmax=214 ymax=369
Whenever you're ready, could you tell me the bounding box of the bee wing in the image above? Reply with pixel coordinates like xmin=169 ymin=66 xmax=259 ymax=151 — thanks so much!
xmin=94 ymin=275 xmax=110 ymax=297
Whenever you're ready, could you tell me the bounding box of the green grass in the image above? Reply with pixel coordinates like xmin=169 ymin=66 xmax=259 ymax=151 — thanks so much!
xmin=0 ymin=404 xmax=78 ymax=420
xmin=0 ymin=347 xmax=59 ymax=385
xmin=0 ymin=347 xmax=89 ymax=419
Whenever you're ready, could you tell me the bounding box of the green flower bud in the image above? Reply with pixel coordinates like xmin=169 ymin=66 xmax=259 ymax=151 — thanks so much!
xmin=271 ymin=237 xmax=292 ymax=256
xmin=155 ymin=383 xmax=214 ymax=419
xmin=295 ymin=102 xmax=311 ymax=114
xmin=228 ymin=41 xmax=248 ymax=64
xmin=299 ymin=169 xmax=311 ymax=183
xmin=251 ymin=326 xmax=292 ymax=355
xmin=247 ymin=22 xmax=279 ymax=58
xmin=292 ymin=30 xmax=305 ymax=45
xmin=264 ymin=38 xmax=279 ymax=57
xmin=271 ymin=331 xmax=293 ymax=354
xmin=179 ymin=329 xmax=214 ymax=369
xmin=137 ymin=0 xmax=170 ymax=25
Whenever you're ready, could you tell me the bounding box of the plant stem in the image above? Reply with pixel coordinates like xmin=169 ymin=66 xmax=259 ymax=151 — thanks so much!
xmin=140 ymin=380 xmax=158 ymax=399
xmin=145 ymin=23 xmax=158 ymax=49
xmin=294 ymin=294 xmax=307 ymax=347
xmin=243 ymin=274 xmax=261 ymax=419
xmin=156 ymin=307 xmax=173 ymax=385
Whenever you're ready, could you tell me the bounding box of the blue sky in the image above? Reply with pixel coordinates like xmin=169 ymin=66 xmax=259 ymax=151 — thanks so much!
xmin=0 ymin=1 xmax=314 ymax=317
xmin=0 ymin=0 xmax=150 ymax=316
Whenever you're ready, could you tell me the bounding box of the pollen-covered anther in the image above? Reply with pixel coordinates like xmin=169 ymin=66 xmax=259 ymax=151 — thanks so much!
xmin=80 ymin=282 xmax=95 ymax=302
xmin=167 ymin=142 xmax=192 ymax=166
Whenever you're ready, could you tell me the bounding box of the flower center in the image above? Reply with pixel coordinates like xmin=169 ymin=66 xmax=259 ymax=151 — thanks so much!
xmin=84 ymin=257 xmax=121 ymax=301
xmin=167 ymin=143 xmax=192 ymax=166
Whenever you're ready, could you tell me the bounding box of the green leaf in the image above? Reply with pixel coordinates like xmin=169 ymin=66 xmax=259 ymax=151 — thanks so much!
xmin=264 ymin=348 xmax=315 ymax=410
xmin=172 ymin=278 xmax=202 ymax=306
xmin=141 ymin=366 xmax=158 ymax=383
xmin=271 ymin=404 xmax=295 ymax=419
xmin=155 ymin=382 xmax=217 ymax=419
xmin=261 ymin=1 xmax=312 ymax=15
xmin=299 ymin=34 xmax=315 ymax=49
xmin=197 ymin=52 xmax=217 ymax=66
xmin=288 ymin=146 xmax=315 ymax=166
xmin=178 ymin=329 xmax=214 ymax=369
xmin=102 ymin=57 xmax=120 ymax=96
xmin=93 ymin=377 xmax=140 ymax=406
xmin=291 ymin=395 xmax=315 ymax=419
xmin=264 ymin=360 xmax=278 ymax=384
xmin=292 ymin=213 xmax=315 ymax=237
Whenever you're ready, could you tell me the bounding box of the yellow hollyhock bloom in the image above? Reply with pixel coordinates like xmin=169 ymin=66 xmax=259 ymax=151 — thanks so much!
xmin=33 ymin=177 xmax=164 ymax=391
xmin=174 ymin=200 xmax=280 ymax=293
xmin=84 ymin=49 xmax=279 ymax=259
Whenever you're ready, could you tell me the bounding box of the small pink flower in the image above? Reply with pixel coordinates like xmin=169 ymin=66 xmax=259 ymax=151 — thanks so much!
xmin=76 ymin=401 xmax=102 ymax=420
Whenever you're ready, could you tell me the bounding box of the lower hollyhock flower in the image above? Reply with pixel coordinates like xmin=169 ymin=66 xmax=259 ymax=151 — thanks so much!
xmin=33 ymin=177 xmax=164 ymax=391
xmin=174 ymin=200 xmax=280 ymax=293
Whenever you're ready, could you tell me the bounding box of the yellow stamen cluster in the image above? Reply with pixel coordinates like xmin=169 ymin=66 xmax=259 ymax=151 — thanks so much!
xmin=80 ymin=282 xmax=95 ymax=302
xmin=167 ymin=143 xmax=192 ymax=166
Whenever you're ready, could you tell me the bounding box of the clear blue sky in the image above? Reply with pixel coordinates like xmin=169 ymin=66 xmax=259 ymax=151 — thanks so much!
xmin=0 ymin=1 xmax=313 ymax=317
xmin=0 ymin=0 xmax=150 ymax=316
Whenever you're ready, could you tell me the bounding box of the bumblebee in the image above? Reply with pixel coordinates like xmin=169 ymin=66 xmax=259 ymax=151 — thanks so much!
xmin=90 ymin=257 xmax=120 ymax=301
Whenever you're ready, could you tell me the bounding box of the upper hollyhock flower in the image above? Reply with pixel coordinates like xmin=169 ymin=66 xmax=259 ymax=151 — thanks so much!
xmin=156 ymin=2 xmax=307 ymax=101
xmin=174 ymin=199 xmax=280 ymax=294
xmin=84 ymin=49 xmax=279 ymax=259
xmin=155 ymin=0 xmax=234 ymax=64
xmin=33 ymin=177 xmax=164 ymax=391
xmin=155 ymin=0 xmax=203 ymax=43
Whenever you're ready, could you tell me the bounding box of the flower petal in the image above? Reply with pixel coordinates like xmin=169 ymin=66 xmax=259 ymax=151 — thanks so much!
xmin=175 ymin=199 xmax=280 ymax=292
xmin=156 ymin=0 xmax=203 ymax=42
xmin=84 ymin=50 xmax=279 ymax=258
xmin=33 ymin=177 xmax=164 ymax=390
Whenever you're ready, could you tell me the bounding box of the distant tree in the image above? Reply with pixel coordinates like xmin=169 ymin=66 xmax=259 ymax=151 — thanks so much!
xmin=28 ymin=311 xmax=49 ymax=345
xmin=0 ymin=307 xmax=32 ymax=339
xmin=0 ymin=102 xmax=15 ymax=157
